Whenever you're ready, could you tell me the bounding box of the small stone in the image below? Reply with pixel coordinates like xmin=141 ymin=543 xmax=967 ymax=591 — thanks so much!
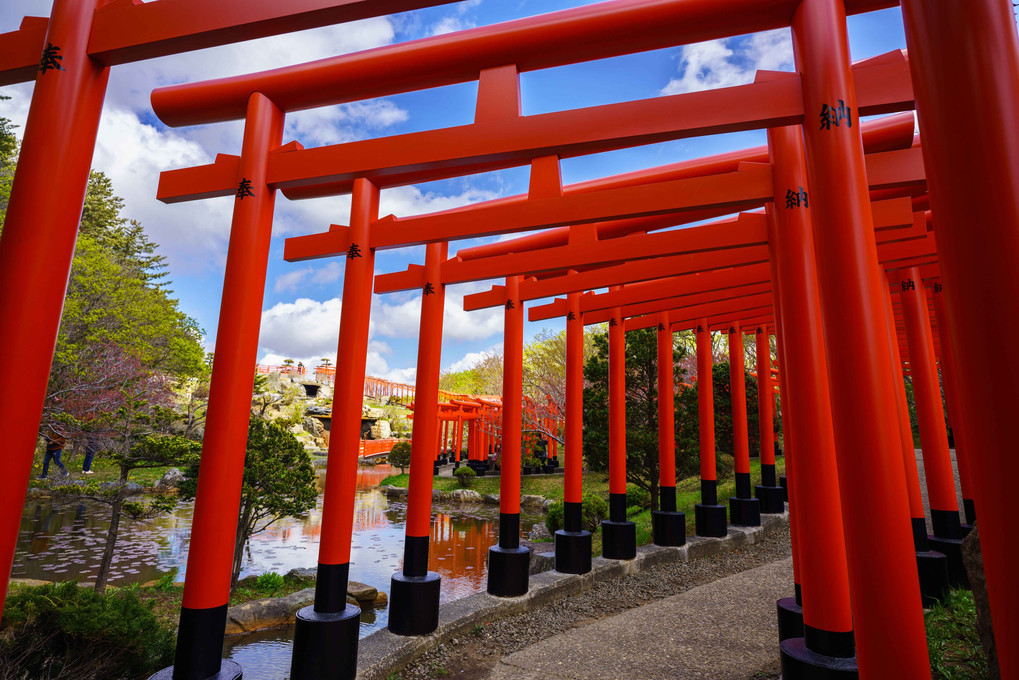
xmin=529 ymin=523 xmax=552 ymax=541
xmin=449 ymin=489 xmax=484 ymax=503
xmin=155 ymin=468 xmax=184 ymax=491
xmin=520 ymin=494 xmax=546 ymax=507
xmin=373 ymin=591 xmax=388 ymax=608
xmin=347 ymin=580 xmax=378 ymax=602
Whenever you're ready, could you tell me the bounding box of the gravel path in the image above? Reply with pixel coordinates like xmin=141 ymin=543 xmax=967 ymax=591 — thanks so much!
xmin=394 ymin=524 xmax=792 ymax=680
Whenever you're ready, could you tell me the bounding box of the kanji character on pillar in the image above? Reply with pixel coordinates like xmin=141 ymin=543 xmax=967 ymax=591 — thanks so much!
xmin=347 ymin=243 xmax=363 ymax=259
xmin=236 ymin=178 xmax=255 ymax=199
xmin=39 ymin=43 xmax=65 ymax=73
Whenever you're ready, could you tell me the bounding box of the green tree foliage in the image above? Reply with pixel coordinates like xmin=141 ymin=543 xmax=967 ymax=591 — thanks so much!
xmin=438 ymin=351 xmax=504 ymax=396
xmin=674 ymin=362 xmax=781 ymax=474
xmin=0 ymin=97 xmax=17 ymax=226
xmin=582 ymin=328 xmax=691 ymax=511
xmin=180 ymin=419 xmax=318 ymax=591
xmin=454 ymin=465 xmax=476 ymax=488
xmin=0 ymin=582 xmax=175 ymax=679
xmin=388 ymin=440 xmax=412 ymax=472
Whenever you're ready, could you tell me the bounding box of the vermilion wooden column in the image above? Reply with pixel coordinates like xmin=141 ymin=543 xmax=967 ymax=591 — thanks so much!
xmin=487 ymin=276 xmax=529 ymax=596
xmin=898 ymin=270 xmax=967 ymax=588
xmin=930 ymin=284 xmax=976 ymax=527
xmin=695 ymin=320 xmax=726 ymax=537
xmin=0 ymin=0 xmax=110 ymax=618
xmin=653 ymin=311 xmax=685 ymax=546
xmin=160 ymin=93 xmax=283 ymax=680
xmin=792 ymin=0 xmax=930 ymax=675
xmin=555 ymin=292 xmax=592 ymax=573
xmin=880 ymin=282 xmax=949 ymax=606
xmin=291 ymin=178 xmax=379 ymax=680
xmin=754 ymin=327 xmax=784 ymax=513
xmin=727 ymin=321 xmax=760 ymax=527
xmin=602 ymin=305 xmax=636 ymax=559
xmin=389 ymin=242 xmax=447 ymax=636
xmin=766 ymin=124 xmax=854 ymax=660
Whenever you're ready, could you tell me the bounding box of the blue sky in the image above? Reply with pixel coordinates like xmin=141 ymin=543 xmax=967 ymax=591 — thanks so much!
xmin=0 ymin=1 xmax=907 ymax=382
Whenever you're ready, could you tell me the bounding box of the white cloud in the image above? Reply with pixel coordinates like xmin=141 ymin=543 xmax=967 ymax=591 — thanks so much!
xmin=257 ymin=297 xmax=343 ymax=361
xmin=445 ymin=343 xmax=502 ymax=373
xmin=660 ymin=28 xmax=793 ymax=96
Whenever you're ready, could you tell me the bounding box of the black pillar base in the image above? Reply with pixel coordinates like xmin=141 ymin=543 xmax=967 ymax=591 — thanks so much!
xmin=651 ymin=510 xmax=687 ymax=546
xmin=963 ymin=498 xmax=976 ymax=526
xmin=916 ymin=549 xmax=950 ymax=607
xmin=554 ymin=529 xmax=592 ymax=574
xmin=780 ymin=475 xmax=788 ymax=502
xmin=780 ymin=638 xmax=858 ymax=679
xmin=694 ymin=503 xmax=727 ymax=538
xmin=487 ymin=545 xmax=530 ymax=597
xmin=290 ymin=604 xmax=360 ymax=680
xmin=755 ymin=485 xmax=786 ymax=514
xmin=729 ymin=496 xmax=761 ymax=527
xmin=928 ymin=536 xmax=969 ymax=589
xmin=777 ymin=596 xmax=804 ymax=642
xmin=601 ymin=519 xmax=637 ymax=560
xmin=388 ymin=572 xmax=441 ymax=636
xmin=148 ymin=661 xmax=242 ymax=680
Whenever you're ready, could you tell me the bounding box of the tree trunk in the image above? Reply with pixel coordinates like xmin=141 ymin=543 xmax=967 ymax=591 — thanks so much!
xmin=230 ymin=502 xmax=252 ymax=593
xmin=94 ymin=467 xmax=129 ymax=593
xmin=650 ymin=478 xmax=659 ymax=512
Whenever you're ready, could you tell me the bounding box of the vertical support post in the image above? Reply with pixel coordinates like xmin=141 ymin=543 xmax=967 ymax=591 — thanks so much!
xmin=653 ymin=312 xmax=685 ymax=546
xmin=602 ymin=305 xmax=636 ymax=559
xmin=555 ymin=293 xmax=592 ymax=573
xmin=487 ymin=276 xmax=529 ymax=596
xmin=766 ymin=124 xmax=855 ymax=666
xmin=157 ymin=93 xmax=283 ymax=680
xmin=792 ymin=1 xmax=930 ymax=675
xmin=755 ymin=327 xmax=784 ymax=513
xmin=728 ymin=322 xmax=760 ymax=527
xmin=291 ymin=178 xmax=379 ymax=680
xmin=898 ymin=270 xmax=967 ymax=587
xmin=389 ymin=242 xmax=446 ymax=636
xmin=880 ymin=283 xmax=949 ymax=606
xmin=930 ymin=284 xmax=976 ymax=527
xmin=0 ymin=0 xmax=110 ymax=618
xmin=695 ymin=320 xmax=727 ymax=537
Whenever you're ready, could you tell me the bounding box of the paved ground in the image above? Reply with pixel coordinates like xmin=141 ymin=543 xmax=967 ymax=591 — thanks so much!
xmin=487 ymin=558 xmax=793 ymax=680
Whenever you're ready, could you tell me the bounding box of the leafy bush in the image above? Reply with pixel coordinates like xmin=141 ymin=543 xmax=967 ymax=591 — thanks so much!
xmin=453 ymin=466 xmax=476 ymax=488
xmin=255 ymin=572 xmax=285 ymax=594
xmin=545 ymin=500 xmax=565 ymax=533
xmin=524 ymin=457 xmax=543 ymax=469
xmin=581 ymin=493 xmax=609 ymax=532
xmin=626 ymin=486 xmax=652 ymax=509
xmin=716 ymin=453 xmax=735 ymax=479
xmin=389 ymin=441 xmax=412 ymax=473
xmin=153 ymin=568 xmax=179 ymax=592
xmin=0 ymin=582 xmax=175 ymax=679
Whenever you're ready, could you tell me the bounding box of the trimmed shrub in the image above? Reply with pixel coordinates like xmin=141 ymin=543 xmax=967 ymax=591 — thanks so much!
xmin=0 ymin=582 xmax=175 ymax=679
xmin=388 ymin=441 xmax=412 ymax=473
xmin=524 ymin=457 xmax=543 ymax=470
xmin=626 ymin=486 xmax=652 ymax=509
xmin=454 ymin=465 xmax=476 ymax=488
xmin=255 ymin=571 xmax=285 ymax=594
xmin=581 ymin=493 xmax=609 ymax=532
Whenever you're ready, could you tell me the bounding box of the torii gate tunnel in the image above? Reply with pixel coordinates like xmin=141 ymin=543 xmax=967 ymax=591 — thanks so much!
xmin=2 ymin=1 xmax=1019 ymax=680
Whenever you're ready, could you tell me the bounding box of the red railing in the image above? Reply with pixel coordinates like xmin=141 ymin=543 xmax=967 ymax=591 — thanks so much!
xmin=359 ymin=438 xmax=404 ymax=457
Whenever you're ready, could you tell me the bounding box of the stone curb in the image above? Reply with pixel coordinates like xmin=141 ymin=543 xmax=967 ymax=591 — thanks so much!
xmin=355 ymin=511 xmax=789 ymax=680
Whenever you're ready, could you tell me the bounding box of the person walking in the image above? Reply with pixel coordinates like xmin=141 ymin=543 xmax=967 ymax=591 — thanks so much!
xmin=39 ymin=427 xmax=68 ymax=479
xmin=81 ymin=440 xmax=96 ymax=474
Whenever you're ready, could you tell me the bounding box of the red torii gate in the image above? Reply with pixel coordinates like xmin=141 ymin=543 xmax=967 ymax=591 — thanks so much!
xmin=0 ymin=2 xmax=462 ymax=674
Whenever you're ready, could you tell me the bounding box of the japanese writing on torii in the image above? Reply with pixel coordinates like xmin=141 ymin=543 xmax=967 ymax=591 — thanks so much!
xmin=566 ymin=311 xmax=576 ymax=321
xmin=785 ymin=186 xmax=808 ymax=209
xmin=697 ymin=324 xmax=704 ymax=333
xmin=504 ymin=299 xmax=515 ymax=310
xmin=658 ymin=322 xmax=666 ymax=331
xmin=609 ymin=317 xmax=618 ymax=327
xmin=347 ymin=243 xmax=363 ymax=259
xmin=901 ymin=278 xmax=915 ymax=292
xmin=820 ymin=100 xmax=853 ymax=130
xmin=423 ymin=282 xmax=436 ymax=296
xmin=39 ymin=43 xmax=64 ymax=73
xmin=236 ymin=178 xmax=255 ymax=199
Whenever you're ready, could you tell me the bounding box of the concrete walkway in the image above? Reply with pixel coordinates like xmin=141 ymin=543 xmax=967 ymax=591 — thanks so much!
xmin=485 ymin=557 xmax=793 ymax=680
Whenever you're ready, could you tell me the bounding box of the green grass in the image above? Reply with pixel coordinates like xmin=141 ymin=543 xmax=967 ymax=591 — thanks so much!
xmin=27 ymin=449 xmax=176 ymax=490
xmin=379 ymin=471 xmax=612 ymax=500
xmin=925 ymin=589 xmax=988 ymax=679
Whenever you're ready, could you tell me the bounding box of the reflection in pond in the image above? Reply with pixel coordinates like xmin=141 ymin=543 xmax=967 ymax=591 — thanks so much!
xmin=14 ymin=464 xmax=545 ymax=679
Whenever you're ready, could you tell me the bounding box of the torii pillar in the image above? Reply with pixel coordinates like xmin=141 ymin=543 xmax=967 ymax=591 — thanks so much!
xmin=602 ymin=305 xmax=636 ymax=559
xmin=653 ymin=311 xmax=686 ymax=546
xmin=727 ymin=321 xmax=760 ymax=527
xmin=694 ymin=321 xmax=727 ymax=537
xmin=791 ymin=0 xmax=930 ymax=675
xmin=388 ymin=242 xmax=447 ymax=636
xmin=754 ymin=326 xmax=784 ymax=513
xmin=555 ymin=292 xmax=592 ymax=573
xmin=487 ymin=276 xmax=529 ymax=596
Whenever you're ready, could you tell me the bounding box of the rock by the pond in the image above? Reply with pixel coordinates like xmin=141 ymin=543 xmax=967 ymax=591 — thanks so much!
xmin=520 ymin=494 xmax=546 ymax=507
xmin=962 ymin=525 xmax=999 ymax=679
xmin=155 ymin=468 xmax=184 ymax=491
xmin=347 ymin=580 xmax=378 ymax=603
xmin=373 ymin=591 xmax=388 ymax=607
xmin=224 ymin=587 xmax=316 ymax=635
xmin=98 ymin=481 xmax=144 ymax=495
xmin=542 ymin=499 xmax=554 ymax=512
xmin=483 ymin=493 xmax=500 ymax=505
xmin=529 ymin=522 xmax=552 ymax=541
xmin=449 ymin=488 xmax=484 ymax=503
xmin=286 ymin=567 xmax=317 ymax=581
xmin=432 ymin=489 xmax=450 ymax=501
xmin=383 ymin=485 xmax=408 ymax=498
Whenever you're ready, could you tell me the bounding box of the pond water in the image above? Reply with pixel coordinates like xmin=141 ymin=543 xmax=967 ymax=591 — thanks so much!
xmin=13 ymin=465 xmax=545 ymax=679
